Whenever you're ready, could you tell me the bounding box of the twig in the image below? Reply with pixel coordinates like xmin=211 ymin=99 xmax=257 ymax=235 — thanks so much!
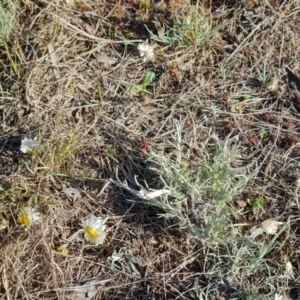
xmin=55 ymin=15 xmax=142 ymax=45
xmin=48 ymin=43 xmax=60 ymax=80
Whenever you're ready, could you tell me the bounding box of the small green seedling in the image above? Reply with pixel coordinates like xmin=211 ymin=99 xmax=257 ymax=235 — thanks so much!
xmin=247 ymin=196 xmax=266 ymax=214
xmin=107 ymin=149 xmax=116 ymax=158
xmin=158 ymin=235 xmax=169 ymax=250
xmin=259 ymin=132 xmax=270 ymax=139
xmin=127 ymin=69 xmax=155 ymax=96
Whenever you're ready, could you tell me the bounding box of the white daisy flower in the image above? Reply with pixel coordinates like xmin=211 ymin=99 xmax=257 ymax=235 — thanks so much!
xmin=19 ymin=206 xmax=41 ymax=228
xmin=260 ymin=219 xmax=283 ymax=235
xmin=137 ymin=40 xmax=155 ymax=62
xmin=20 ymin=137 xmax=41 ymax=153
xmin=81 ymin=215 xmax=107 ymax=245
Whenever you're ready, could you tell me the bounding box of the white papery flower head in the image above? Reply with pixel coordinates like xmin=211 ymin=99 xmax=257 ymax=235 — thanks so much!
xmin=285 ymin=261 xmax=294 ymax=278
xmin=20 ymin=137 xmax=41 ymax=153
xmin=19 ymin=206 xmax=41 ymax=228
xmin=137 ymin=40 xmax=155 ymax=62
xmin=260 ymin=219 xmax=283 ymax=235
xmin=137 ymin=188 xmax=171 ymax=200
xmin=267 ymin=78 xmax=278 ymax=91
xmin=81 ymin=215 xmax=107 ymax=245
xmin=274 ymin=294 xmax=282 ymax=300
xmin=274 ymin=293 xmax=292 ymax=300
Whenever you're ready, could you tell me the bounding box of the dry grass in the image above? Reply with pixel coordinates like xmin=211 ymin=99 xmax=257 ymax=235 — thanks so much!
xmin=1 ymin=0 xmax=300 ymax=299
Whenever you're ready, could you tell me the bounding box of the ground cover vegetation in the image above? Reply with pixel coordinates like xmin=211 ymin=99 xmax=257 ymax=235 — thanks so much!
xmin=0 ymin=0 xmax=300 ymax=299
